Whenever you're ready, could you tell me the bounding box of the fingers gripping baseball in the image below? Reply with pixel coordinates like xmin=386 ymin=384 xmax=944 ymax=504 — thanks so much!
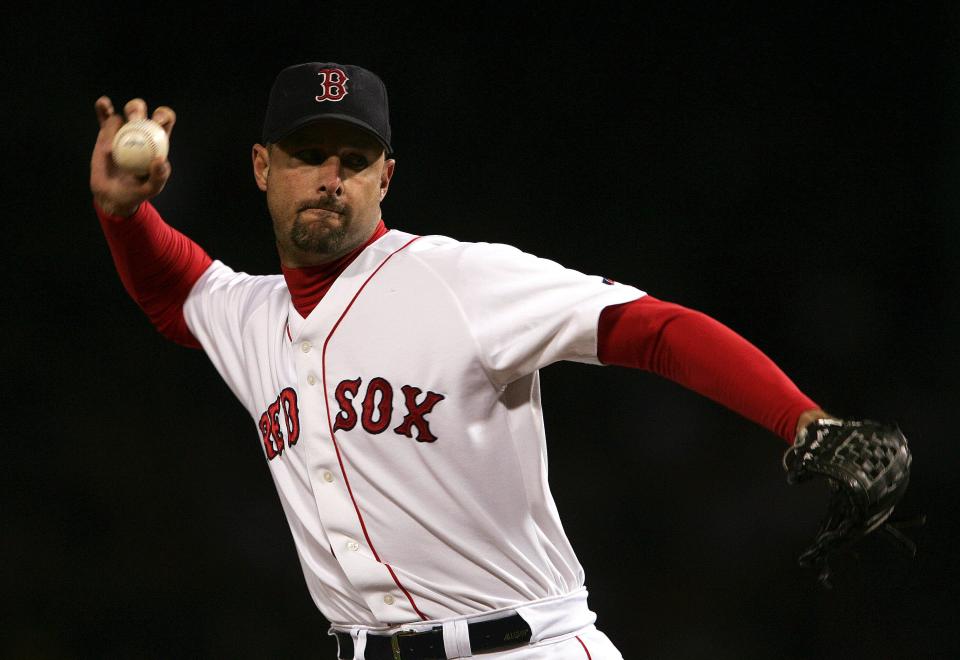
xmin=90 ymin=96 xmax=175 ymax=217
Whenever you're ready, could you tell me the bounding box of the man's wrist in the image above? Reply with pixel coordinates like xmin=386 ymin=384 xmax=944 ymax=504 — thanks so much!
xmin=794 ymin=408 xmax=836 ymax=441
xmin=93 ymin=195 xmax=141 ymax=219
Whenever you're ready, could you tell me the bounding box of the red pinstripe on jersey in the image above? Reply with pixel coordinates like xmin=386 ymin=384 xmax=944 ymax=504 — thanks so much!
xmin=320 ymin=234 xmax=429 ymax=621
xmin=575 ymin=635 xmax=592 ymax=659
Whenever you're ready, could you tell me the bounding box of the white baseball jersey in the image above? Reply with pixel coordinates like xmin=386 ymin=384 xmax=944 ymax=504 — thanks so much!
xmin=183 ymin=229 xmax=644 ymax=652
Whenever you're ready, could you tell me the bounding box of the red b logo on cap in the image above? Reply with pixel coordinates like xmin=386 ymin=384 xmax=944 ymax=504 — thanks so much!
xmin=315 ymin=68 xmax=349 ymax=102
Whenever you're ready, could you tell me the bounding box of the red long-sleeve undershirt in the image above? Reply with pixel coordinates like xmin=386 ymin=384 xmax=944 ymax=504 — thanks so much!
xmin=96 ymin=200 xmax=212 ymax=348
xmin=96 ymin=200 xmax=816 ymax=443
xmin=597 ymin=299 xmax=817 ymax=442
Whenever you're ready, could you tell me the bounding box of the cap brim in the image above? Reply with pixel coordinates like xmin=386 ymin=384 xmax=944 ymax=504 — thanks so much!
xmin=265 ymin=114 xmax=392 ymax=154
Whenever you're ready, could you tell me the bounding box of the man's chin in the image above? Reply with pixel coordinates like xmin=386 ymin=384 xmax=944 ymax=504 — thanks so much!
xmin=290 ymin=222 xmax=348 ymax=257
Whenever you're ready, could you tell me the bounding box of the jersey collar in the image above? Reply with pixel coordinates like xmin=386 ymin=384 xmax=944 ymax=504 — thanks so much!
xmin=281 ymin=219 xmax=389 ymax=318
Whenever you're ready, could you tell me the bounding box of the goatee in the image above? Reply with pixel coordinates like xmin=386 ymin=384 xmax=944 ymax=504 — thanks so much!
xmin=290 ymin=217 xmax=348 ymax=255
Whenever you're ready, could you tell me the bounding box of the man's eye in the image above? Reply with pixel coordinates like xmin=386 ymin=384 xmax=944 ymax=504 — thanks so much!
xmin=295 ymin=149 xmax=325 ymax=164
xmin=341 ymin=154 xmax=368 ymax=169
xmin=292 ymin=150 xmax=368 ymax=169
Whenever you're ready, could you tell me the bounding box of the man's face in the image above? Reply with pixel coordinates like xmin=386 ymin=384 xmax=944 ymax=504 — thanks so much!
xmin=252 ymin=120 xmax=395 ymax=267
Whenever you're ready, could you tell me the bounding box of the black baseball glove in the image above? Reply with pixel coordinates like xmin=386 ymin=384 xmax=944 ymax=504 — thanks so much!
xmin=783 ymin=418 xmax=918 ymax=587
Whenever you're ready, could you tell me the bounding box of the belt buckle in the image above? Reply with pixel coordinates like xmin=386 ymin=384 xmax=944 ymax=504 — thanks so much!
xmin=390 ymin=629 xmax=418 ymax=660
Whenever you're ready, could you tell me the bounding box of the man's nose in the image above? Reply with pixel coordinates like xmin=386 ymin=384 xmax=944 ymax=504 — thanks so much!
xmin=316 ymin=157 xmax=343 ymax=195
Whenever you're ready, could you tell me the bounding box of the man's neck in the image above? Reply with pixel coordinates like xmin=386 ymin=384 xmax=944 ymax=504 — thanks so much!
xmin=280 ymin=219 xmax=389 ymax=318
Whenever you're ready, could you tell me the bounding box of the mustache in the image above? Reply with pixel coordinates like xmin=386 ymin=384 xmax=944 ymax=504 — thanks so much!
xmin=298 ymin=198 xmax=347 ymax=214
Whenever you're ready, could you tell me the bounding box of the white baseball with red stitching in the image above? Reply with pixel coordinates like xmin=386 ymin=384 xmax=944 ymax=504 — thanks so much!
xmin=111 ymin=118 xmax=168 ymax=174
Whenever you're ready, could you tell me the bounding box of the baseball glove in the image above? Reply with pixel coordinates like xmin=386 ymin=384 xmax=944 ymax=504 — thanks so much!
xmin=783 ymin=418 xmax=918 ymax=587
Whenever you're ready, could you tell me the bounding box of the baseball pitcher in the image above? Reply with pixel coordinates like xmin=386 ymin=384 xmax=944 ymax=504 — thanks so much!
xmin=89 ymin=62 xmax=915 ymax=659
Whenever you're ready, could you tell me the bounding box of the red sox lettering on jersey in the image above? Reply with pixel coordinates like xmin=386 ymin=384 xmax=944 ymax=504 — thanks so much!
xmin=260 ymin=379 xmax=446 ymax=459
xmin=332 ymin=378 xmax=446 ymax=442
xmin=258 ymin=387 xmax=300 ymax=459
xmin=182 ymin=229 xmax=644 ymax=638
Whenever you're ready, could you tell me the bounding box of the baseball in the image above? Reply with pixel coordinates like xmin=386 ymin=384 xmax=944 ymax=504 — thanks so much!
xmin=111 ymin=118 xmax=169 ymax=174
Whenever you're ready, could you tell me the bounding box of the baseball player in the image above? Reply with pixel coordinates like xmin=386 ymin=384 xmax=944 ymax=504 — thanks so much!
xmin=89 ymin=62 xmax=914 ymax=659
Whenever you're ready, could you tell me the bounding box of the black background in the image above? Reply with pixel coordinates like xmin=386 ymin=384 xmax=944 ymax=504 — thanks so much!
xmin=3 ymin=2 xmax=958 ymax=658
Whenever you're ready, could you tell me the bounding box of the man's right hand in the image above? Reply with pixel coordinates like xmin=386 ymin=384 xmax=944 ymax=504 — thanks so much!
xmin=90 ymin=97 xmax=176 ymax=217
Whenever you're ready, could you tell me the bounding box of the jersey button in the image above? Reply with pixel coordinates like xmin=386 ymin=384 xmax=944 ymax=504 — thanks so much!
xmin=301 ymin=341 xmax=312 ymax=353
xmin=383 ymin=594 xmax=395 ymax=605
xmin=346 ymin=540 xmax=360 ymax=552
xmin=307 ymin=375 xmax=317 ymax=386
xmin=323 ymin=471 xmax=334 ymax=482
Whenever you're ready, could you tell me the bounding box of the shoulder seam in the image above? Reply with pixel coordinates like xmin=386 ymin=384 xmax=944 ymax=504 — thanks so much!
xmin=402 ymin=248 xmax=504 ymax=391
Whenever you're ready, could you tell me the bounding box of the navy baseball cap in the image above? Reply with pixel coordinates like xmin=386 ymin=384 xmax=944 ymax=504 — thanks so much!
xmin=261 ymin=62 xmax=393 ymax=154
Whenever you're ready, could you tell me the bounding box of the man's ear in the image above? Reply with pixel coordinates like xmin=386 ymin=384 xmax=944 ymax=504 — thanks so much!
xmin=252 ymin=143 xmax=270 ymax=191
xmin=380 ymin=158 xmax=396 ymax=201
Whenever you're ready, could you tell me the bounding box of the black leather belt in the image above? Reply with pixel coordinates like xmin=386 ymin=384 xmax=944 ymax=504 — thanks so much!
xmin=334 ymin=613 xmax=532 ymax=659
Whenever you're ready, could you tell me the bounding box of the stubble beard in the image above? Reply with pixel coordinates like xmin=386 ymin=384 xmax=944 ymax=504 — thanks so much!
xmin=289 ymin=213 xmax=349 ymax=256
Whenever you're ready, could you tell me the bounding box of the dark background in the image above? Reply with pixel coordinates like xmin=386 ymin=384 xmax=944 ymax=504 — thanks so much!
xmin=3 ymin=2 xmax=958 ymax=658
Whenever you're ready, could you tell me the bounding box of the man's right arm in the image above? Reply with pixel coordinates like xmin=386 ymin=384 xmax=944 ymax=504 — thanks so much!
xmin=91 ymin=96 xmax=212 ymax=347
xmin=95 ymin=200 xmax=212 ymax=347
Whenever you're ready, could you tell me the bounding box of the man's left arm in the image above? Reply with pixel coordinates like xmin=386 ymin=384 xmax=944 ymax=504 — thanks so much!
xmin=598 ymin=296 xmax=918 ymax=584
xmin=597 ymin=295 xmax=827 ymax=443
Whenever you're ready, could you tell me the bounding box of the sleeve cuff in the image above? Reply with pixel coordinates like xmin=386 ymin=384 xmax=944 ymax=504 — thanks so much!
xmin=92 ymin=199 xmax=153 ymax=224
